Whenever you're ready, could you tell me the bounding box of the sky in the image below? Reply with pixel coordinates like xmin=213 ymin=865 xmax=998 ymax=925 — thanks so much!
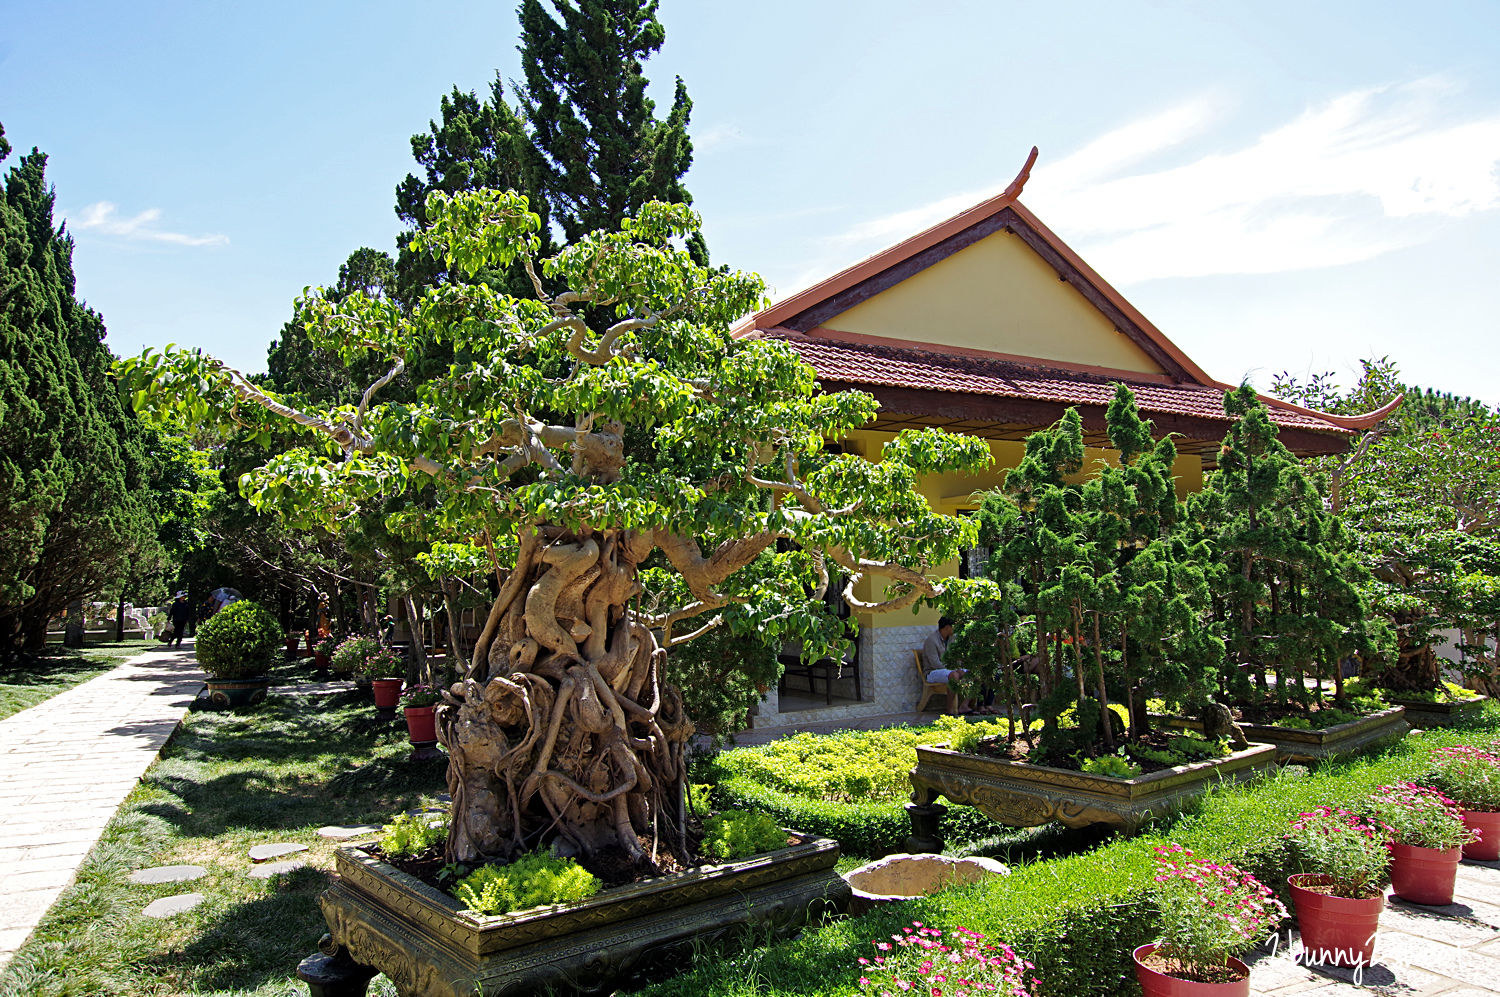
xmin=5 ymin=0 xmax=1500 ymax=405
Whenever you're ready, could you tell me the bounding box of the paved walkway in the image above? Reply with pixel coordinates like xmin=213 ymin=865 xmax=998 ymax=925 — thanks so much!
xmin=1251 ymin=861 xmax=1500 ymax=996
xmin=0 ymin=643 xmax=201 ymax=968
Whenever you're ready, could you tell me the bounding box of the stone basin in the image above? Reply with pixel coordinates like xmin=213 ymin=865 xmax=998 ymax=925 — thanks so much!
xmin=843 ymin=853 xmax=1009 ymax=916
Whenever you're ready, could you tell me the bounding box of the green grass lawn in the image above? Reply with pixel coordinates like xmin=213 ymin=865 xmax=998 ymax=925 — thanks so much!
xmin=0 ymin=639 xmax=159 ymax=721
xmin=0 ymin=671 xmax=445 ymax=997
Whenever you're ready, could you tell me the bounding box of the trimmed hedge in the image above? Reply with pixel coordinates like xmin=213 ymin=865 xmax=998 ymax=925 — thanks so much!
xmin=712 ymin=770 xmax=1000 ymax=858
xmin=636 ymin=708 xmax=1500 ymax=997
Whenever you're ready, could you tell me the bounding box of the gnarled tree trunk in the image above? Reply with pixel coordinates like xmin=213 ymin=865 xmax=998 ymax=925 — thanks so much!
xmin=436 ymin=527 xmax=695 ymax=868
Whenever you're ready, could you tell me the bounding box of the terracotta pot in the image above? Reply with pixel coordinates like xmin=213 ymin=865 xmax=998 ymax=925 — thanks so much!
xmin=371 ymin=678 xmax=404 ymax=709
xmin=285 ymin=634 xmax=302 ymax=657
xmin=306 ymin=632 xmax=317 ymax=654
xmin=1462 ymin=810 xmax=1500 ymax=861
xmin=404 ymin=705 xmax=437 ymax=743
xmin=314 ymin=650 xmax=330 ymax=670
xmin=1390 ymin=842 xmax=1460 ymax=905
xmin=1288 ymin=873 xmax=1382 ymax=967
xmin=1132 ymin=943 xmax=1248 ymax=997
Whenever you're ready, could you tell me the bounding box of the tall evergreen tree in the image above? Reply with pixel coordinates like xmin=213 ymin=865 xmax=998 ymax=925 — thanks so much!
xmin=0 ymin=134 xmax=159 ymax=655
xmin=517 ymin=0 xmax=704 ymax=262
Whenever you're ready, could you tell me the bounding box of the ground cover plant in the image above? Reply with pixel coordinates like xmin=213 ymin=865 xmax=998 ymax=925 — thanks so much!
xmin=628 ymin=708 xmax=1500 ymax=997
xmin=0 ymin=665 xmax=445 ymax=997
xmin=0 ymin=638 xmax=156 ymax=721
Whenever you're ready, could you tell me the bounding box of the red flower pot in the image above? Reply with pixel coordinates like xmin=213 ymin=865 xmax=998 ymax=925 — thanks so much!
xmin=1133 ymin=943 xmax=1249 ymax=997
xmin=1462 ymin=811 xmax=1500 ymax=861
xmin=371 ymin=678 xmax=404 ymax=709
xmin=314 ymin=650 xmax=330 ymax=670
xmin=305 ymin=632 xmax=317 ymax=655
xmin=1288 ymin=873 xmax=1383 ymax=967
xmin=1390 ymin=843 xmax=1460 ymax=905
xmin=285 ymin=634 xmax=302 ymax=657
xmin=404 ymin=705 xmax=437 ymax=743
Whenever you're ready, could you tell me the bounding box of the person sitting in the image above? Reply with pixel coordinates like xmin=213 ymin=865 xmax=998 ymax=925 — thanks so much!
xmin=921 ymin=616 xmax=970 ymax=713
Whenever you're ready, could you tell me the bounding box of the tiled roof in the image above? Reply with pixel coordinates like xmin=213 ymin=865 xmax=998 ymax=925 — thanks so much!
xmin=771 ymin=333 xmax=1356 ymax=437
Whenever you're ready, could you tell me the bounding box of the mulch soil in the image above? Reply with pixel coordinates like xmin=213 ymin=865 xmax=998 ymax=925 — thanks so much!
xmin=966 ymin=727 xmax=1212 ymax=775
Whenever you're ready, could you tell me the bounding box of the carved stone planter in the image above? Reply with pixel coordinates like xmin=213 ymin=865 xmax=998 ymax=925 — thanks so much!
xmin=907 ymin=741 xmax=1277 ymax=842
xmin=1165 ymin=706 xmax=1409 ymax=765
xmin=1387 ymin=695 xmax=1487 ymax=729
xmin=204 ymin=675 xmax=269 ymax=709
xmin=312 ymin=832 xmax=848 ymax=996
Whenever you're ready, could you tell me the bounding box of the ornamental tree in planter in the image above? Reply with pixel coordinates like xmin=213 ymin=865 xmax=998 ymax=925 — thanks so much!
xmin=194 ymin=599 xmax=282 ymax=708
xmin=122 ymin=191 xmax=987 ymax=869
xmin=1188 ymin=386 xmax=1388 ymax=723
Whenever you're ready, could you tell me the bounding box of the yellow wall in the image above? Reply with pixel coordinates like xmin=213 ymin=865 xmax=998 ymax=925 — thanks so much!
xmin=842 ymin=429 xmax=1203 ymax=629
xmin=822 ymin=229 xmax=1165 ymax=375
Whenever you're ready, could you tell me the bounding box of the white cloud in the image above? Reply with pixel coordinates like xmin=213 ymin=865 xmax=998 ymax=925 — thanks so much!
xmin=775 ymin=79 xmax=1500 ymax=297
xmin=72 ymin=201 xmax=228 ymax=247
xmin=695 ymin=122 xmax=748 ymax=154
xmin=1026 ymin=78 xmax=1500 ymax=283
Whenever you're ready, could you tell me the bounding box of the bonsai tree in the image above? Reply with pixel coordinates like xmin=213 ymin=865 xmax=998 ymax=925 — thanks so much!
xmin=195 ymin=599 xmax=282 ymax=679
xmin=1188 ymin=386 xmax=1379 ymax=713
xmin=122 ymin=191 xmax=988 ymax=866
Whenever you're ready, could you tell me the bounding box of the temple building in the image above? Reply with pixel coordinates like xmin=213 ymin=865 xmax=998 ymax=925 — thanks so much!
xmin=731 ymin=149 xmax=1398 ymax=729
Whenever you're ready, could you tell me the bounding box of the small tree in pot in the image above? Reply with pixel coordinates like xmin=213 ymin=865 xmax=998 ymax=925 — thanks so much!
xmin=195 ymin=600 xmax=282 ymax=708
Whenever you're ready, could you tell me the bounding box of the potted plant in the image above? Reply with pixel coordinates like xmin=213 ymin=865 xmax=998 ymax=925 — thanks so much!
xmin=403 ymin=683 xmax=443 ymax=758
xmin=1133 ymin=844 xmax=1285 ymax=997
xmin=1284 ymin=806 xmax=1390 ymax=967
xmin=285 ymin=629 xmax=304 ymax=658
xmin=1428 ymin=745 xmax=1500 ymax=861
xmin=195 ymin=600 xmax=282 ymax=709
xmin=1362 ymin=782 xmax=1475 ymax=905
xmin=330 ymin=635 xmax=380 ymax=682
xmin=314 ymin=636 xmax=335 ymax=671
xmin=360 ymin=646 xmax=404 ymax=719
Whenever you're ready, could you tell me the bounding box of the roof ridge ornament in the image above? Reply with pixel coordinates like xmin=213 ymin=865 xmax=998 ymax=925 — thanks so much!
xmin=1002 ymin=146 xmax=1040 ymax=202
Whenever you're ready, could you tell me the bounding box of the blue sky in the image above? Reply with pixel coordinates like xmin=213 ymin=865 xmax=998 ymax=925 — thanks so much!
xmin=5 ymin=1 xmax=1500 ymax=404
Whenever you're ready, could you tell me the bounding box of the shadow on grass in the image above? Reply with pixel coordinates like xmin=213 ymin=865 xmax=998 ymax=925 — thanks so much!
xmin=136 ymin=691 xmax=447 ymax=836
xmin=139 ymin=866 xmax=335 ymax=993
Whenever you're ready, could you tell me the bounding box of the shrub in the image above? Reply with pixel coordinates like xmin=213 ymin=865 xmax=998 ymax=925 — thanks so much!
xmin=330 ymin=635 xmax=380 ymax=677
xmin=379 ymin=811 xmax=447 ymax=860
xmin=452 ymin=853 xmax=600 ymax=915
xmin=194 ymin=600 xmax=282 ymax=679
xmin=1148 ymin=844 xmax=1285 ymax=980
xmin=1361 ymin=782 xmax=1475 ymax=850
xmin=403 ymin=683 xmax=441 ymax=708
xmin=701 ymin=810 xmax=788 ymax=861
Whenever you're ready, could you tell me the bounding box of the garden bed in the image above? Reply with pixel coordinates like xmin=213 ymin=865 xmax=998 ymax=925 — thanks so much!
xmin=1387 ymin=694 xmax=1488 ymax=728
xmin=630 ymin=705 xmax=1500 ymax=997
xmin=320 ymin=832 xmax=846 ymax=997
xmin=908 ymin=740 xmax=1277 ymax=835
xmin=1163 ymin=705 xmax=1410 ymax=764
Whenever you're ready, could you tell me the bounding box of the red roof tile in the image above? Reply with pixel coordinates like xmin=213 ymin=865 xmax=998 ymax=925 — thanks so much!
xmin=771 ymin=333 xmax=1357 ymax=437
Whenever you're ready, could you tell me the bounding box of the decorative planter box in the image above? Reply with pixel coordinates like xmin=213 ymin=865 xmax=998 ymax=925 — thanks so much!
xmin=1164 ymin=705 xmax=1409 ymax=765
xmin=907 ymin=741 xmax=1277 ymax=839
xmin=312 ymin=832 xmax=848 ymax=997
xmin=1387 ymin=696 xmax=1487 ymax=729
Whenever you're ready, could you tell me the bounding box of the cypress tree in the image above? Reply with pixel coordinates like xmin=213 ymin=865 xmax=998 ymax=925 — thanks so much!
xmin=517 ymin=0 xmax=704 ymax=262
xmin=0 ymin=134 xmax=158 ymax=655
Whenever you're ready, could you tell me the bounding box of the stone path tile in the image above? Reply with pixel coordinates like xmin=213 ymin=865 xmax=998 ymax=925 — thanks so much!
xmin=0 ymin=644 xmax=201 ymax=969
xmin=1252 ymin=862 xmax=1500 ymax=996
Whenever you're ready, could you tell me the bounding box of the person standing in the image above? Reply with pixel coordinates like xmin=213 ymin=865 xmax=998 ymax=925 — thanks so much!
xmin=169 ymin=592 xmax=193 ymax=650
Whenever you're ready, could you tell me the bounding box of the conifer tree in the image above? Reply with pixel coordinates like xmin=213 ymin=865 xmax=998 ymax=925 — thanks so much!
xmin=0 ymin=135 xmax=158 ymax=655
xmin=1191 ymin=385 xmax=1376 ymax=709
xmin=517 ymin=0 xmax=704 ymax=263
